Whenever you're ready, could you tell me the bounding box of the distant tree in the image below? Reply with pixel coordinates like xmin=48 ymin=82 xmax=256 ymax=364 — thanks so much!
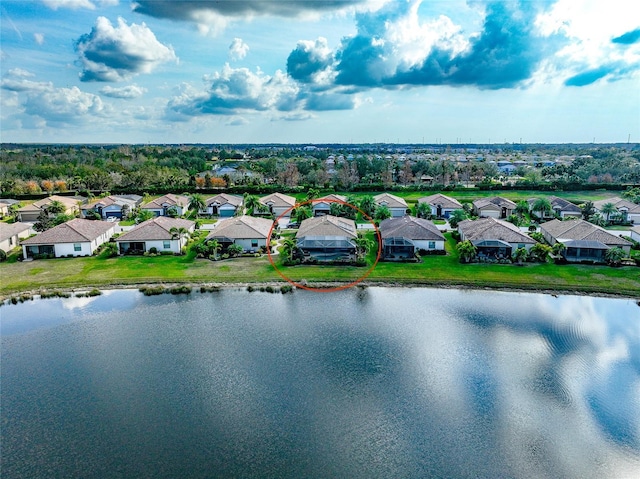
xmin=25 ymin=181 xmax=41 ymax=194
xmin=457 ymin=240 xmax=477 ymax=263
xmin=165 ymin=206 xmax=178 ymax=218
xmin=506 ymin=214 xmax=523 ymax=227
xmin=588 ymin=213 xmax=606 ymax=227
xmin=622 ymin=187 xmax=640 ymax=204
xmin=136 ymin=209 xmax=155 ymax=224
xmin=374 ymin=205 xmax=391 ymax=221
xmin=306 ymin=188 xmax=319 ymax=201
xmin=195 ymin=177 xmax=206 ymax=188
xmin=600 ymin=202 xmax=617 ymax=223
xmin=188 ymin=194 xmax=206 ymax=218
xmin=515 ymin=200 xmax=530 ymax=216
xmin=448 ymin=209 xmax=468 ymax=229
xmin=243 ymin=194 xmax=263 ymax=216
xmin=532 ymin=198 xmax=552 ymax=218
xmin=581 ymin=201 xmax=596 ymax=220
xmin=54 ymin=180 xmax=68 ymax=192
xmin=358 ymin=196 xmax=376 ymax=219
xmin=84 ymin=210 xmax=102 ymax=221
xmin=415 ymin=202 xmax=431 ymax=219
xmin=293 ymin=206 xmax=312 ymax=224
xmin=45 ymin=200 xmax=66 ymax=216
xmin=34 ymin=211 xmax=53 ymax=232
xmin=41 ymin=180 xmax=55 ymax=194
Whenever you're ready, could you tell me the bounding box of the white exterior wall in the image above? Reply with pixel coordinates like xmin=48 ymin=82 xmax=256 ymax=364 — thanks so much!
xmin=559 ymin=211 xmax=581 ymax=219
xmin=271 ymin=206 xmax=292 ymax=217
xmin=413 ymin=239 xmax=445 ymax=250
xmin=509 ymin=241 xmax=534 ymax=252
xmin=629 ymin=212 xmax=640 ymax=224
xmin=0 ymin=238 xmax=14 ymax=252
xmin=144 ymin=238 xmax=183 ymax=253
xmin=479 ymin=208 xmax=501 ymax=219
xmin=232 ymin=238 xmax=267 ymax=251
xmin=55 ymin=242 xmax=92 ymax=257
xmin=389 ymin=207 xmax=406 ymax=218
xmin=631 ymin=229 xmax=640 ymax=242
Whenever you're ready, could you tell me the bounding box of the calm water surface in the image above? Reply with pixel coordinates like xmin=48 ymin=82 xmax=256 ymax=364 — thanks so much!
xmin=1 ymin=287 xmax=639 ymax=478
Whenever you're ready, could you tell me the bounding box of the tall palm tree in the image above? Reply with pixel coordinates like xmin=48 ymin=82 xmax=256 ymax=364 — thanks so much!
xmin=188 ymin=194 xmax=206 ymax=218
xmin=243 ymin=194 xmax=262 ymax=216
xmin=600 ymin=202 xmax=617 ymax=224
xmin=354 ymin=235 xmax=373 ymax=259
xmin=457 ymin=240 xmax=477 ymax=263
xmin=532 ymin=198 xmax=552 ymax=219
xmin=169 ymin=227 xmax=190 ymax=247
xmin=207 ymin=239 xmax=221 ymax=259
xmin=280 ymin=238 xmax=297 ymax=261
xmin=515 ymin=200 xmax=530 ymax=216
xmin=293 ymin=206 xmax=312 ymax=224
xmin=513 ymin=247 xmax=529 ymax=264
xmin=45 ymin=200 xmax=66 ymax=216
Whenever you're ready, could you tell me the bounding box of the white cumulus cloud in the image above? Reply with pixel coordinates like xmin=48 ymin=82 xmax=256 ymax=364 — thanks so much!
xmin=75 ymin=16 xmax=177 ymax=82
xmin=100 ymin=84 xmax=147 ymax=99
xmin=229 ymin=38 xmax=249 ymax=61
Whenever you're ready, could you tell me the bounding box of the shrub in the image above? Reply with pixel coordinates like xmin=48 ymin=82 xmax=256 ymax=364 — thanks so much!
xmin=265 ymin=285 xmax=275 ymax=293
xmin=169 ymin=285 xmax=191 ymax=295
xmin=0 ymin=249 xmax=6 ymax=262
xmin=280 ymin=285 xmax=293 ymax=294
xmin=149 ymin=247 xmax=158 ymax=255
xmin=247 ymin=285 xmax=255 ymax=292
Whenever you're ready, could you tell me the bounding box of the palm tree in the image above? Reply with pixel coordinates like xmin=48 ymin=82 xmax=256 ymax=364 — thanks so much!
xmin=600 ymin=202 xmax=617 ymax=224
xmin=581 ymin=201 xmax=596 ymax=220
xmin=513 ymin=247 xmax=529 ymax=264
xmin=280 ymin=238 xmax=297 ymax=261
xmin=515 ymin=200 xmax=530 ymax=216
xmin=532 ymin=198 xmax=552 ymax=219
xmin=207 ymin=239 xmax=221 ymax=259
xmin=415 ymin=202 xmax=431 ymax=219
xmin=243 ymin=194 xmax=262 ymax=216
xmin=457 ymin=240 xmax=477 ymax=263
xmin=374 ymin=205 xmax=391 ymax=221
xmin=188 ymin=194 xmax=206 ymax=218
xmin=354 ymin=234 xmax=374 ymax=259
xmin=293 ymin=206 xmax=312 ymax=224
xmin=529 ymin=243 xmax=552 ymax=263
xmin=358 ymin=195 xmax=376 ymax=219
xmin=45 ymin=200 xmax=66 ymax=216
xmin=169 ymin=227 xmax=190 ymax=249
xmin=448 ymin=209 xmax=467 ymax=228
xmin=552 ymin=242 xmax=566 ymax=257
xmin=605 ymin=247 xmax=625 ymax=266
xmin=136 ymin=209 xmax=155 ymax=223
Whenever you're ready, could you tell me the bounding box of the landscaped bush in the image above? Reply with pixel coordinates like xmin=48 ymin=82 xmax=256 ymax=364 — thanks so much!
xmin=280 ymin=285 xmax=293 ymax=294
xmin=148 ymin=247 xmax=158 ymax=255
xmin=0 ymin=249 xmax=6 ymax=262
xmin=418 ymin=249 xmax=447 ymax=256
xmin=168 ymin=285 xmax=191 ymax=295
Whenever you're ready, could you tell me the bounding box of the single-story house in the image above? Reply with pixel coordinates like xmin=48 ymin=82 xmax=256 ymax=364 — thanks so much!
xmin=630 ymin=225 xmax=640 ymax=243
xmin=527 ymin=196 xmax=582 ymax=219
xmin=116 ymin=216 xmax=195 ymax=254
xmin=140 ymin=194 xmax=190 ymax=217
xmin=259 ymin=192 xmax=296 ymax=217
xmin=206 ymin=215 xmax=273 ymax=252
xmin=540 ymin=219 xmax=632 ymax=262
xmin=17 ymin=195 xmax=84 ymax=222
xmin=379 ymin=216 xmax=445 ymax=260
xmin=81 ymin=194 xmax=142 ymax=220
xmin=458 ymin=217 xmax=536 ymax=259
xmin=374 ymin=193 xmax=409 ymax=218
xmin=0 ymin=222 xmax=34 ymax=253
xmin=202 ymin=193 xmax=243 ymax=217
xmin=21 ymin=218 xmax=115 ymax=258
xmin=593 ymin=197 xmax=640 ymax=224
xmin=417 ymin=193 xmax=462 ymax=219
xmin=472 ymin=196 xmax=517 ymax=219
xmin=296 ymin=214 xmax=357 ymax=261
xmin=0 ymin=199 xmax=20 ymax=219
xmin=312 ymin=194 xmax=347 ymax=216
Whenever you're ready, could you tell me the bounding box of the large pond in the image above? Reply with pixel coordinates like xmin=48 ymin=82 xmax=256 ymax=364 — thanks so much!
xmin=1 ymin=287 xmax=639 ymax=478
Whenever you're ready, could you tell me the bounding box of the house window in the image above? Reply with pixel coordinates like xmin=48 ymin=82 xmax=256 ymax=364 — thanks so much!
xmin=163 ymin=240 xmax=171 ymax=249
xmin=251 ymin=240 xmax=258 ymax=248
xmin=428 ymin=241 xmax=436 ymax=249
xmin=73 ymin=243 xmax=82 ymax=252
xmin=518 ymin=244 xmax=525 ymax=249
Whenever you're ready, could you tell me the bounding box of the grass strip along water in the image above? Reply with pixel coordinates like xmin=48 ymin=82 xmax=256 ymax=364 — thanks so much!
xmin=1 ymin=234 xmax=639 ymax=299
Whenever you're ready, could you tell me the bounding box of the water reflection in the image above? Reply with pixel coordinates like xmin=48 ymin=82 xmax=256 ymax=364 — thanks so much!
xmin=1 ymin=287 xmax=639 ymax=478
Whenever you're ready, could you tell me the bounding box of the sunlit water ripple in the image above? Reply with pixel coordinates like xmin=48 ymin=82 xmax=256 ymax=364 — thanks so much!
xmin=1 ymin=287 xmax=639 ymax=478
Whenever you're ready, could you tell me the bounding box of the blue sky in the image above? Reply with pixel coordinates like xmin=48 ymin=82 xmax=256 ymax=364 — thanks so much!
xmin=1 ymin=0 xmax=639 ymax=144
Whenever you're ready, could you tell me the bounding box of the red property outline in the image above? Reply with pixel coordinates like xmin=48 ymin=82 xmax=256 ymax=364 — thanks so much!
xmin=266 ymin=198 xmax=382 ymax=292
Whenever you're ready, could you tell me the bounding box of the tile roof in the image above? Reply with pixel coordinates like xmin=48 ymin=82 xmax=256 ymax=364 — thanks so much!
xmin=141 ymin=194 xmax=190 ymax=210
xmin=206 ymin=216 xmax=273 ymax=240
xmin=417 ymin=193 xmax=462 ymax=210
xmin=18 ymin=195 xmax=83 ymax=212
xmin=473 ymin=196 xmax=517 ymax=210
xmin=540 ymin=219 xmax=631 ymax=247
xmin=82 ymin=195 xmax=140 ymax=210
xmin=296 ymin=214 xmax=357 ymax=239
xmin=0 ymin=222 xmax=32 ymax=242
xmin=21 ymin=218 xmax=114 ymax=245
xmin=314 ymin=194 xmax=347 ymax=204
xmin=116 ymin=216 xmax=195 ymax=242
xmin=458 ymin=217 xmax=535 ymax=244
xmin=205 ymin=193 xmax=243 ymax=207
xmin=374 ymin=193 xmax=408 ymax=209
xmin=259 ymin=192 xmax=296 ymax=208
xmin=380 ymin=216 xmax=444 ymax=241
xmin=592 ymin=197 xmax=637 ymax=211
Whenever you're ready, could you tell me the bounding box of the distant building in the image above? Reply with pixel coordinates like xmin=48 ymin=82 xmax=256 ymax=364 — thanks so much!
xmin=296 ymin=215 xmax=357 ymax=261
xmin=21 ymin=218 xmax=114 ymax=258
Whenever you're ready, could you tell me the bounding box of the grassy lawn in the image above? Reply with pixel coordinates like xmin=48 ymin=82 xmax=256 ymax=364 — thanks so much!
xmin=3 ymin=233 xmax=638 ymax=298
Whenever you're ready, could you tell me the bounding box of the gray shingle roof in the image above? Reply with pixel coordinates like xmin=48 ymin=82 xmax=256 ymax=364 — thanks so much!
xmin=540 ymin=219 xmax=631 ymax=247
xmin=141 ymin=194 xmax=190 ymax=210
xmin=116 ymin=216 xmax=195 ymax=242
xmin=374 ymin=193 xmax=408 ymax=209
xmin=380 ymin=216 xmax=444 ymax=241
xmin=259 ymin=192 xmax=296 ymax=208
xmin=417 ymin=193 xmax=462 ymax=210
xmin=205 ymin=193 xmax=243 ymax=207
xmin=473 ymin=196 xmax=517 ymax=210
xmin=21 ymin=218 xmax=114 ymax=245
xmin=296 ymin=215 xmax=357 ymax=239
xmin=458 ymin=217 xmax=535 ymax=244
xmin=0 ymin=222 xmax=32 ymax=242
xmin=206 ymin=216 xmax=272 ymax=240
xmin=18 ymin=195 xmax=83 ymax=213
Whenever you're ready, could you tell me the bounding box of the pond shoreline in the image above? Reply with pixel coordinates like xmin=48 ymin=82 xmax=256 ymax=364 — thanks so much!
xmin=2 ymin=280 xmax=639 ymax=305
